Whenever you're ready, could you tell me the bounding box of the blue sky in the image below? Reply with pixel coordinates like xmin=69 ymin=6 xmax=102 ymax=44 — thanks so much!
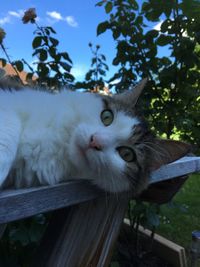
xmin=0 ymin=0 xmax=162 ymax=81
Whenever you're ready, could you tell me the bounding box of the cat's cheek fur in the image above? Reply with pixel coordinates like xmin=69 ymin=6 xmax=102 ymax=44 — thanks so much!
xmin=93 ymin=154 xmax=131 ymax=192
xmin=68 ymin=123 xmax=131 ymax=192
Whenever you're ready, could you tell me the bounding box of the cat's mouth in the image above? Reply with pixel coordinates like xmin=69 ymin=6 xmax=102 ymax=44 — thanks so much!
xmin=77 ymin=142 xmax=101 ymax=167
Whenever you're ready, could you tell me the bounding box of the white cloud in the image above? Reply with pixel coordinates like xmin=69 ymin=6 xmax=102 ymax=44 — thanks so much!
xmin=65 ymin=16 xmax=78 ymax=27
xmin=0 ymin=16 xmax=10 ymax=25
xmin=46 ymin=11 xmax=62 ymax=21
xmin=153 ymin=21 xmax=163 ymax=31
xmin=8 ymin=10 xmax=24 ymax=18
xmin=46 ymin=11 xmax=78 ymax=27
xmin=0 ymin=10 xmax=24 ymax=25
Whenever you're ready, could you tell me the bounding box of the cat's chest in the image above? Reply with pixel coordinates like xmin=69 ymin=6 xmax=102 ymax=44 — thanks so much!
xmin=12 ymin=126 xmax=72 ymax=188
xmin=18 ymin=124 xmax=69 ymax=159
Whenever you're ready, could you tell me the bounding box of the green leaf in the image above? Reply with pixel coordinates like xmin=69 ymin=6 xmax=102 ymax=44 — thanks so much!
xmin=112 ymin=57 xmax=120 ymax=66
xmin=49 ymin=46 xmax=56 ymax=58
xmin=97 ymin=21 xmax=110 ymax=36
xmin=38 ymin=63 xmax=49 ymax=77
xmin=101 ymin=54 xmax=106 ymax=61
xmin=99 ymin=69 xmax=106 ymax=76
xmin=32 ymin=36 xmax=43 ymax=49
xmin=26 ymin=72 xmax=34 ymax=81
xmin=32 ymin=48 xmax=41 ymax=57
xmin=157 ymin=34 xmax=173 ymax=46
xmin=0 ymin=58 xmax=7 ymax=67
xmin=146 ymin=29 xmax=159 ymax=39
xmin=128 ymin=0 xmax=139 ymax=10
xmin=160 ymin=19 xmax=172 ymax=33
xmin=13 ymin=60 xmax=24 ymax=72
xmin=146 ymin=46 xmax=157 ymax=58
xmin=60 ymin=62 xmax=71 ymax=72
xmin=91 ymin=57 xmax=97 ymax=66
xmin=44 ymin=28 xmax=50 ymax=36
xmin=181 ymin=0 xmax=200 ymax=19
xmin=113 ymin=29 xmax=120 ymax=40
xmin=49 ymin=37 xmax=59 ymax=46
xmin=160 ymin=56 xmax=172 ymax=66
xmin=105 ymin=2 xmax=113 ymax=14
xmin=39 ymin=50 xmax=48 ymax=61
xmin=142 ymin=2 xmax=151 ymax=12
xmin=135 ymin=15 xmax=143 ymax=26
xmin=53 ymin=54 xmax=61 ymax=62
xmin=61 ymin=52 xmax=73 ymax=64
xmin=49 ymin=63 xmax=59 ymax=72
xmin=95 ymin=1 xmax=105 ymax=7
xmin=46 ymin=26 xmax=56 ymax=34
xmin=85 ymin=70 xmax=93 ymax=81
xmin=163 ymin=4 xmax=172 ymax=18
xmin=108 ymin=73 xmax=121 ymax=83
xmin=63 ymin=72 xmax=74 ymax=81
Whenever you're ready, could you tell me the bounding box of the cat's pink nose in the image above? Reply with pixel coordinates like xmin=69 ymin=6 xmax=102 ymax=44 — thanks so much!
xmin=89 ymin=135 xmax=102 ymax=151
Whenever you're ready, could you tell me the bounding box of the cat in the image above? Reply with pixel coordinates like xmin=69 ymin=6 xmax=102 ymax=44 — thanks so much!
xmin=0 ymin=79 xmax=190 ymax=194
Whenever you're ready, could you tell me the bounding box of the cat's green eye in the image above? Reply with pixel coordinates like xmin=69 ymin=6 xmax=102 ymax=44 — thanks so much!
xmin=117 ymin=146 xmax=136 ymax=162
xmin=101 ymin=109 xmax=114 ymax=126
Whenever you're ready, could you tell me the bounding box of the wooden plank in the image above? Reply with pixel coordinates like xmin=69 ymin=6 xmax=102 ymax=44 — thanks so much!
xmin=122 ymin=222 xmax=188 ymax=267
xmin=32 ymin=193 xmax=129 ymax=267
xmin=150 ymin=156 xmax=200 ymax=183
xmin=0 ymin=156 xmax=200 ymax=224
xmin=0 ymin=181 xmax=102 ymax=224
xmin=138 ymin=225 xmax=188 ymax=267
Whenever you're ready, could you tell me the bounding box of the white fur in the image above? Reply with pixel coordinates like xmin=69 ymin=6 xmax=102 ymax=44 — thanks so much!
xmin=0 ymin=89 xmax=139 ymax=192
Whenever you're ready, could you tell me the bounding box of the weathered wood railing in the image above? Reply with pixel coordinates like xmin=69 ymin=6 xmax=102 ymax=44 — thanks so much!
xmin=0 ymin=156 xmax=200 ymax=266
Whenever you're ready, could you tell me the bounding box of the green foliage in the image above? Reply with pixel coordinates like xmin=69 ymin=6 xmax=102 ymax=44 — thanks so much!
xmin=0 ymin=20 xmax=74 ymax=90
xmin=13 ymin=61 xmax=24 ymax=72
xmin=30 ymin=24 xmax=74 ymax=89
xmin=128 ymin=200 xmax=161 ymax=230
xmin=157 ymin=174 xmax=200 ymax=248
xmin=75 ymin=43 xmax=109 ymax=92
xmin=0 ymin=58 xmax=6 ymax=67
xmin=96 ymin=0 xmax=200 ymax=150
xmin=0 ymin=215 xmax=47 ymax=267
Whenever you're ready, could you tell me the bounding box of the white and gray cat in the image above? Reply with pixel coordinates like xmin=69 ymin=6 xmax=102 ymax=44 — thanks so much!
xmin=0 ymin=79 xmax=190 ymax=194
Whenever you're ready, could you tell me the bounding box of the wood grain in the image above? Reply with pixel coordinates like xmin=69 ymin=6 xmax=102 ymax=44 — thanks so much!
xmin=0 ymin=156 xmax=200 ymax=224
xmin=150 ymin=156 xmax=200 ymax=183
xmin=32 ymin=194 xmax=129 ymax=267
xmin=0 ymin=181 xmax=102 ymax=224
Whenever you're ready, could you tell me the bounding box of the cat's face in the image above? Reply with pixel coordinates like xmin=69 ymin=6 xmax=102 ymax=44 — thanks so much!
xmin=69 ymin=79 xmax=190 ymax=194
xmin=68 ymin=80 xmax=150 ymax=194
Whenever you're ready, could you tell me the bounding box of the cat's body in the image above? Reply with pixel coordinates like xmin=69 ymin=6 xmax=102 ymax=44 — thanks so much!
xmin=0 ymin=80 xmax=190 ymax=193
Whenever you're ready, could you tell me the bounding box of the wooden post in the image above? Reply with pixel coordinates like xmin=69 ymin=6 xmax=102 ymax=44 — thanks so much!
xmin=32 ymin=193 xmax=129 ymax=267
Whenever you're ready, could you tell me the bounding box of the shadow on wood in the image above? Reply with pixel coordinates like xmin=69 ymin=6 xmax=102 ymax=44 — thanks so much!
xmin=32 ymin=193 xmax=130 ymax=267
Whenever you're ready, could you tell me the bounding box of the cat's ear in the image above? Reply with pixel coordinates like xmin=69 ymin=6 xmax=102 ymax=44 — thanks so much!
xmin=113 ymin=78 xmax=148 ymax=106
xmin=150 ymin=139 xmax=191 ymax=171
